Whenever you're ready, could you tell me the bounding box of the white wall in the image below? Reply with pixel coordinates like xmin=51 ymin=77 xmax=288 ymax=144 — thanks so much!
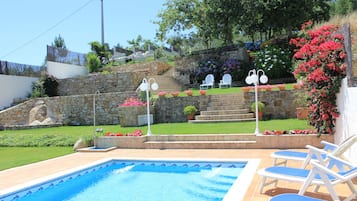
xmin=47 ymin=61 xmax=88 ymax=79
xmin=336 ymin=78 xmax=357 ymax=164
xmin=0 ymin=74 xmax=38 ymax=109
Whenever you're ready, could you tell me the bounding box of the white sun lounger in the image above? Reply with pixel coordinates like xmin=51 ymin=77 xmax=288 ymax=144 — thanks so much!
xmin=271 ymin=135 xmax=357 ymax=168
xmin=259 ymin=154 xmax=357 ymax=200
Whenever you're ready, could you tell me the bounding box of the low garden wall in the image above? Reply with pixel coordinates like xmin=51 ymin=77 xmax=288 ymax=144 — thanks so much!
xmin=94 ymin=134 xmax=334 ymax=149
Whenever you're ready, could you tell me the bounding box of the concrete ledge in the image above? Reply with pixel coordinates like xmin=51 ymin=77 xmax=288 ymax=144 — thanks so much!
xmin=95 ymin=134 xmax=334 ymax=149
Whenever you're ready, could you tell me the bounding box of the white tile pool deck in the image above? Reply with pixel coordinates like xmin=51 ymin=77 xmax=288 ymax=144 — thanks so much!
xmin=0 ymin=149 xmax=355 ymax=201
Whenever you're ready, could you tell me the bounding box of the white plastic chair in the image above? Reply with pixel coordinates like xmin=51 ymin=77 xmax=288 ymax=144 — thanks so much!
xmin=200 ymin=74 xmax=214 ymax=89
xmin=219 ymin=74 xmax=232 ymax=88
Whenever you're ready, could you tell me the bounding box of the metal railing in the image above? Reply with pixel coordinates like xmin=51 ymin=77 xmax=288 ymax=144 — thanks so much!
xmin=0 ymin=60 xmax=42 ymax=77
xmin=47 ymin=45 xmax=86 ymax=66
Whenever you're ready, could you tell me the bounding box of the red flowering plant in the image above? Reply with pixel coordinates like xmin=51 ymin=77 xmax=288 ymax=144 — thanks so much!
xmin=290 ymin=21 xmax=346 ymax=134
xmin=119 ymin=97 xmax=146 ymax=107
xmin=104 ymin=129 xmax=143 ymax=137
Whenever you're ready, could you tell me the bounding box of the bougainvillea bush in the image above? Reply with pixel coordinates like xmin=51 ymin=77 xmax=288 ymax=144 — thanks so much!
xmin=119 ymin=97 xmax=146 ymax=107
xmin=290 ymin=21 xmax=346 ymax=134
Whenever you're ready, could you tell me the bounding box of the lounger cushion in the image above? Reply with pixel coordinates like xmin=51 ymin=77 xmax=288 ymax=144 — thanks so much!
xmin=270 ymin=193 xmax=324 ymax=201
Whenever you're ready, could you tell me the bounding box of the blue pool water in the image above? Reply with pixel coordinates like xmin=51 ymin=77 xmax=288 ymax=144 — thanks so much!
xmin=1 ymin=160 xmax=248 ymax=201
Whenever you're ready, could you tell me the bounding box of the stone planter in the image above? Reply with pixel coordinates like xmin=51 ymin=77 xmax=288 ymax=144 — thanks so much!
xmin=118 ymin=106 xmax=153 ymax=127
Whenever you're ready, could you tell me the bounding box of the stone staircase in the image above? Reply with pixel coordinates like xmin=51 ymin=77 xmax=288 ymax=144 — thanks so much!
xmin=191 ymin=94 xmax=255 ymax=123
xmin=150 ymin=67 xmax=183 ymax=94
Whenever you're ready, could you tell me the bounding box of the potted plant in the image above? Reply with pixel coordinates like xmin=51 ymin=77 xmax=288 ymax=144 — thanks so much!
xmin=250 ymin=101 xmax=265 ymax=120
xmin=184 ymin=89 xmax=193 ymax=96
xmin=183 ymin=105 xmax=197 ymax=120
xmin=294 ymin=89 xmax=309 ymax=119
xmin=199 ymin=90 xmax=207 ymax=95
xmin=276 ymin=84 xmax=286 ymax=90
xmin=170 ymin=91 xmax=180 ymax=97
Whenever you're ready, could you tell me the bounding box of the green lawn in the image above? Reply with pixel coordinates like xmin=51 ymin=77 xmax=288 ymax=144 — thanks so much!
xmin=0 ymin=119 xmax=310 ymax=170
xmin=0 ymin=119 xmax=310 ymax=147
xmin=0 ymin=147 xmax=73 ymax=171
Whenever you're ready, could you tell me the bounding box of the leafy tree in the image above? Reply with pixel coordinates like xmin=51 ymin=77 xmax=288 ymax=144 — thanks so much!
xmin=127 ymin=35 xmax=143 ymax=51
xmin=155 ymin=0 xmax=200 ymax=41
xmin=52 ymin=34 xmax=66 ymax=49
xmin=86 ymin=53 xmax=101 ymax=73
xmin=88 ymin=41 xmax=111 ymax=66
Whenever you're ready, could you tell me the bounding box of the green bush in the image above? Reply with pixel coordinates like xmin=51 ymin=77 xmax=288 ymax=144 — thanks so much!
xmin=86 ymin=53 xmax=101 ymax=73
xmin=30 ymin=73 xmax=58 ymax=98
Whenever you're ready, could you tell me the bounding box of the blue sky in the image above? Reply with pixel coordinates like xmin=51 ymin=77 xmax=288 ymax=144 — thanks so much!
xmin=0 ymin=0 xmax=165 ymax=66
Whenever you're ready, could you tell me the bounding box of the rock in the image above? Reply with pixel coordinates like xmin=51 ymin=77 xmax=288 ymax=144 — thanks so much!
xmin=29 ymin=101 xmax=47 ymax=123
xmin=73 ymin=138 xmax=88 ymax=151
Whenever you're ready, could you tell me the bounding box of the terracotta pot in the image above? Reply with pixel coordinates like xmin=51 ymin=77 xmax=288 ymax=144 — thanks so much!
xmin=296 ymin=107 xmax=309 ymax=120
xmin=187 ymin=114 xmax=195 ymax=120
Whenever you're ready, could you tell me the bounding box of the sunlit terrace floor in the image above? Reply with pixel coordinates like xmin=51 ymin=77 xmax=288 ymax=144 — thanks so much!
xmin=0 ymin=149 xmax=355 ymax=201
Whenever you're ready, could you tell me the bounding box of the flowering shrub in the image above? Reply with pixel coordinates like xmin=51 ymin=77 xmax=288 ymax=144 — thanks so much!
xmin=119 ymin=97 xmax=145 ymax=107
xmin=263 ymin=129 xmax=315 ymax=135
xmin=222 ymin=58 xmax=247 ymax=81
xmin=193 ymin=59 xmax=220 ymax=83
xmin=290 ymin=21 xmax=346 ymax=134
xmin=104 ymin=129 xmax=143 ymax=137
xmin=254 ymin=45 xmax=293 ymax=79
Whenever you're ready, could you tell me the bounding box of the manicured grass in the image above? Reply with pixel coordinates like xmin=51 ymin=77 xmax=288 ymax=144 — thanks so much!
xmin=0 ymin=147 xmax=73 ymax=171
xmin=0 ymin=119 xmax=310 ymax=170
xmin=0 ymin=119 xmax=310 ymax=146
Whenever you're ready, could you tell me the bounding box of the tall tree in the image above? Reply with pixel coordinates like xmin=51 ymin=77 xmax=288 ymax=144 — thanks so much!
xmin=52 ymin=34 xmax=66 ymax=49
xmin=203 ymin=0 xmax=242 ymax=45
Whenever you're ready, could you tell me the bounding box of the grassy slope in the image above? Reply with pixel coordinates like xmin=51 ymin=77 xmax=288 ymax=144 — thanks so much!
xmin=0 ymin=147 xmax=73 ymax=171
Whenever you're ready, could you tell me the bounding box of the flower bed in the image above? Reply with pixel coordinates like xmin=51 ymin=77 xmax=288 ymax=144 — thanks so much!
xmin=263 ymin=129 xmax=315 ymax=135
xmin=104 ymin=129 xmax=143 ymax=137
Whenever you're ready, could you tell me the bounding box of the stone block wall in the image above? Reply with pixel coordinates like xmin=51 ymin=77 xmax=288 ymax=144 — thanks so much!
xmin=57 ymin=72 xmax=144 ymax=96
xmin=0 ymin=91 xmax=297 ymax=127
xmin=154 ymin=96 xmax=209 ymax=123
xmin=0 ymin=92 xmax=136 ymax=126
xmin=243 ymin=90 xmax=297 ymax=119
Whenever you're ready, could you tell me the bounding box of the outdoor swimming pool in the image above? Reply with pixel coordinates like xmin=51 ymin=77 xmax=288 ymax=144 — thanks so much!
xmin=0 ymin=158 xmax=259 ymax=201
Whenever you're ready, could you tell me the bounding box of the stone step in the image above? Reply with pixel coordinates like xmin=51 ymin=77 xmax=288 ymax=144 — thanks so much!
xmin=195 ymin=113 xmax=254 ymax=120
xmin=149 ymin=75 xmax=182 ymax=93
xmin=201 ymin=109 xmax=250 ymax=115
xmin=189 ymin=118 xmax=256 ymax=123
xmin=207 ymin=105 xmax=247 ymax=111
xmin=208 ymin=101 xmax=245 ymax=107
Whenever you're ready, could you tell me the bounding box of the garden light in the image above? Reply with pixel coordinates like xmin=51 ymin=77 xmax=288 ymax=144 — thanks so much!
xmin=139 ymin=78 xmax=159 ymax=136
xmin=246 ymin=69 xmax=268 ymax=135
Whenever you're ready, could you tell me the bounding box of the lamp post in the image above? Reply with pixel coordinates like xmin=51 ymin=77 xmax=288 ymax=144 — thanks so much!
xmin=93 ymin=90 xmax=101 ymax=147
xmin=139 ymin=78 xmax=159 ymax=136
xmin=245 ymin=69 xmax=268 ymax=135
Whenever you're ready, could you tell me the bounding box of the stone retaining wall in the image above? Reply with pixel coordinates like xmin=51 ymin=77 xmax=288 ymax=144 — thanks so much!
xmin=57 ymin=72 xmax=144 ymax=96
xmin=0 ymin=90 xmax=297 ymax=127
xmin=244 ymin=90 xmax=297 ymax=119
xmin=0 ymin=92 xmax=136 ymax=126
xmin=154 ymin=96 xmax=210 ymax=123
